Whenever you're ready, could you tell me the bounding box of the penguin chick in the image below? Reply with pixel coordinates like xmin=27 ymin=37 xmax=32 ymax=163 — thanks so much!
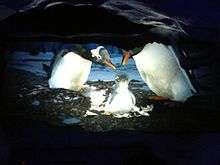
xmin=105 ymin=74 xmax=136 ymax=114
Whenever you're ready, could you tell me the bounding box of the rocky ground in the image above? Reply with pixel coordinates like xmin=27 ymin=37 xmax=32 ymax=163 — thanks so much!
xmin=0 ymin=69 xmax=219 ymax=132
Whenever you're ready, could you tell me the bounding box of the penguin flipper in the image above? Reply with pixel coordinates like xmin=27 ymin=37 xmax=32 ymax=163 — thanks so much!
xmin=47 ymin=49 xmax=69 ymax=79
xmin=42 ymin=63 xmax=50 ymax=78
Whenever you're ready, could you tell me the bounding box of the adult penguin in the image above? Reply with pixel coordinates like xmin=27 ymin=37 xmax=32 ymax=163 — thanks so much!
xmin=48 ymin=44 xmax=116 ymax=91
xmin=121 ymin=42 xmax=196 ymax=102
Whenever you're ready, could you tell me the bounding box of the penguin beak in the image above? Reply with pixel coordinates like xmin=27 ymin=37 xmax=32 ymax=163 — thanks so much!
xmin=103 ymin=59 xmax=116 ymax=70
xmin=121 ymin=51 xmax=130 ymax=65
xmin=99 ymin=48 xmax=116 ymax=69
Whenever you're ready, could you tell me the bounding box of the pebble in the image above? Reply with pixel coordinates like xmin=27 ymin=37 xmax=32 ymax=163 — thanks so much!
xmin=84 ymin=111 xmax=98 ymax=117
xmin=18 ymin=94 xmax=23 ymax=98
xmin=64 ymin=96 xmax=70 ymax=100
xmin=32 ymin=100 xmax=40 ymax=106
xmin=62 ymin=117 xmax=81 ymax=125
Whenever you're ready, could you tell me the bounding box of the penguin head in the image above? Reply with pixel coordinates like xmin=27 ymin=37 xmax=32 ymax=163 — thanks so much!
xmin=90 ymin=46 xmax=116 ymax=69
xmin=115 ymin=74 xmax=130 ymax=89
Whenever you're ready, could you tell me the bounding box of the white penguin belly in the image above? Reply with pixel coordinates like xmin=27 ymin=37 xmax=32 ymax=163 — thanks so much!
xmin=49 ymin=52 xmax=92 ymax=91
xmin=106 ymin=90 xmax=136 ymax=113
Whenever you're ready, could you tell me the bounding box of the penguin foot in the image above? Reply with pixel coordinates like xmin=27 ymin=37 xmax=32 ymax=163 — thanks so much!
xmin=148 ymin=95 xmax=169 ymax=101
xmin=79 ymin=85 xmax=90 ymax=93
xmin=163 ymin=101 xmax=183 ymax=108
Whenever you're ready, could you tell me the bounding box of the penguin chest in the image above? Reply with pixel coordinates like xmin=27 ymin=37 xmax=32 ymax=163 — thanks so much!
xmin=106 ymin=90 xmax=136 ymax=113
xmin=49 ymin=53 xmax=92 ymax=90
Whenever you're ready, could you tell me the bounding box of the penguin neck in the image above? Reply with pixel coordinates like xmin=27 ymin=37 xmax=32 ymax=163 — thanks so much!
xmin=132 ymin=51 xmax=142 ymax=61
xmin=130 ymin=47 xmax=143 ymax=57
xmin=71 ymin=44 xmax=93 ymax=62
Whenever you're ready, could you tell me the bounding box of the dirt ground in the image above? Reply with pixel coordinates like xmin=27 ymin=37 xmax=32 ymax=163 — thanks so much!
xmin=0 ymin=69 xmax=219 ymax=132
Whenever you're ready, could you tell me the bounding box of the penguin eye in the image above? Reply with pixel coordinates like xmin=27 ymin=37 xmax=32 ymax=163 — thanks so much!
xmin=97 ymin=55 xmax=102 ymax=59
xmin=116 ymin=76 xmax=120 ymax=82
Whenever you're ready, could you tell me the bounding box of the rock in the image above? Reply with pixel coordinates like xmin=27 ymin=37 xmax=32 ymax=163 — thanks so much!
xmin=58 ymin=113 xmax=81 ymax=125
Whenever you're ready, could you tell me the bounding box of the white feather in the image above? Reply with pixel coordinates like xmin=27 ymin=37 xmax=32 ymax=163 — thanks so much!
xmin=105 ymin=81 xmax=136 ymax=113
xmin=49 ymin=52 xmax=92 ymax=91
